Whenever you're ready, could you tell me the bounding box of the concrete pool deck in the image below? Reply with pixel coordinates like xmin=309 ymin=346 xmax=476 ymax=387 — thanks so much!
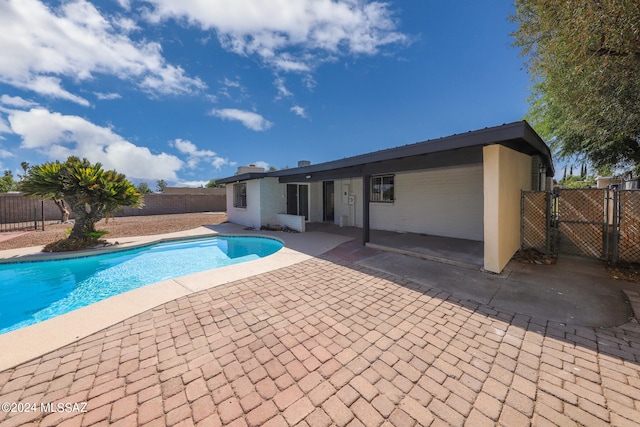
xmin=0 ymin=224 xmax=352 ymax=372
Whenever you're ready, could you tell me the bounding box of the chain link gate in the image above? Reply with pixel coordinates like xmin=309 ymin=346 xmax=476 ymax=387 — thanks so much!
xmin=555 ymin=188 xmax=609 ymax=259
xmin=616 ymin=190 xmax=640 ymax=263
xmin=522 ymin=188 xmax=640 ymax=264
xmin=521 ymin=191 xmax=553 ymax=253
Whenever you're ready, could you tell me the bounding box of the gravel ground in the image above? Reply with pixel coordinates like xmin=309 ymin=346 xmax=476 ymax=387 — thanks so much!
xmin=0 ymin=212 xmax=227 ymax=251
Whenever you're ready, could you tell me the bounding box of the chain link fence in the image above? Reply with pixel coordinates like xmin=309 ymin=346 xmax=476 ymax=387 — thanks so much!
xmin=522 ymin=189 xmax=639 ymax=264
xmin=521 ymin=191 xmax=550 ymax=253
xmin=618 ymin=190 xmax=640 ymax=263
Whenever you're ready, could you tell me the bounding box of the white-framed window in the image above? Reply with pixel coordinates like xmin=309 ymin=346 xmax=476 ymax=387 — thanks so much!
xmin=233 ymin=182 xmax=247 ymax=208
xmin=371 ymin=174 xmax=394 ymax=202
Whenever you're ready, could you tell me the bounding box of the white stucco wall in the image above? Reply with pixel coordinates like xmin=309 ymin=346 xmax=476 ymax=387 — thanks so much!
xmin=226 ymin=180 xmax=262 ymax=229
xmin=368 ymin=164 xmax=484 ymax=241
xmin=259 ymin=178 xmax=283 ymax=226
xmin=334 ymin=178 xmax=363 ymax=227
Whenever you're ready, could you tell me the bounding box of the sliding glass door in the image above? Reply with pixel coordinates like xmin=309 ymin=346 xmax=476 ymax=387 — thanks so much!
xmin=286 ymin=184 xmax=309 ymax=220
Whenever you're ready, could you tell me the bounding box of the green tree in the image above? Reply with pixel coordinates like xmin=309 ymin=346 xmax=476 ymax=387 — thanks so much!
xmin=205 ymin=179 xmax=225 ymax=188
xmin=136 ymin=182 xmax=153 ymax=194
xmin=512 ymin=1 xmax=640 ymax=170
xmin=20 ymin=157 xmax=143 ymax=241
xmin=558 ymin=174 xmax=595 ymax=189
xmin=156 ymin=179 xmax=167 ymax=193
xmin=19 ymin=161 xmax=30 ymax=180
xmin=0 ymin=170 xmax=17 ymax=192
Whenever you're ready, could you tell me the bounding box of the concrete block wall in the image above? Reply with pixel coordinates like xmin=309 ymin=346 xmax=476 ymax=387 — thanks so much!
xmin=259 ymin=178 xmax=284 ymax=227
xmin=369 ymin=165 xmax=484 ymax=241
xmin=276 ymin=213 xmax=306 ymax=232
xmin=1 ymin=193 xmax=226 ymax=225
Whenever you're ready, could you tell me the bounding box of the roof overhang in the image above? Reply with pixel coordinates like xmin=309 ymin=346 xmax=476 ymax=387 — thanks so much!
xmin=216 ymin=172 xmax=268 ymax=185
xmin=216 ymin=121 xmax=555 ymax=184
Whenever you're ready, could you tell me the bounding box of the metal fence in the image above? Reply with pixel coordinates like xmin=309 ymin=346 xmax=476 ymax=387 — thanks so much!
xmin=617 ymin=191 xmax=640 ymax=263
xmin=0 ymin=194 xmax=44 ymax=232
xmin=521 ymin=191 xmax=551 ymax=253
xmin=521 ymin=189 xmax=640 ymax=264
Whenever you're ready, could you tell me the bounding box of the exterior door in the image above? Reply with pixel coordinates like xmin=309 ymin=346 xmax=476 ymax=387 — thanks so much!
xmin=323 ymin=181 xmax=335 ymax=222
xmin=286 ymin=184 xmax=309 ymax=220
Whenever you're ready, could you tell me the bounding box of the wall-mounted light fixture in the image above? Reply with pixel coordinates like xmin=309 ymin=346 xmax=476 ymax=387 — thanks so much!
xmin=305 ymin=175 xmax=312 ymax=179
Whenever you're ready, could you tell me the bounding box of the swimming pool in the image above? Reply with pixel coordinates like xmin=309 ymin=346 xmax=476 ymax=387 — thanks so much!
xmin=0 ymin=236 xmax=283 ymax=334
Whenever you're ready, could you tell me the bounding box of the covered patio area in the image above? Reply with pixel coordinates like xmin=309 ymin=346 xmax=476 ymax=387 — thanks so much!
xmin=306 ymin=223 xmax=484 ymax=270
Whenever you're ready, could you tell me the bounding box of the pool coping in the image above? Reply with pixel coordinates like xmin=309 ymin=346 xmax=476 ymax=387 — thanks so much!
xmin=0 ymin=225 xmax=354 ymax=371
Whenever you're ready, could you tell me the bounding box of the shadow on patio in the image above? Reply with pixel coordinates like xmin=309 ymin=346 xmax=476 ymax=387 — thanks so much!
xmin=306 ymin=222 xmax=484 ymax=270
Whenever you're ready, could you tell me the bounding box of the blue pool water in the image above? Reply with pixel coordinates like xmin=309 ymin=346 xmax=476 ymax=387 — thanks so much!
xmin=0 ymin=236 xmax=282 ymax=334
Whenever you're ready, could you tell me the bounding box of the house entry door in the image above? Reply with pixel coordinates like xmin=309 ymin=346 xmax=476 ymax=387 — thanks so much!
xmin=286 ymin=184 xmax=309 ymax=220
xmin=323 ymin=181 xmax=335 ymax=222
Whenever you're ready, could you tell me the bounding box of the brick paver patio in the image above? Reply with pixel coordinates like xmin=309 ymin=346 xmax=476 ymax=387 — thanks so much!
xmin=1 ymin=256 xmax=639 ymax=426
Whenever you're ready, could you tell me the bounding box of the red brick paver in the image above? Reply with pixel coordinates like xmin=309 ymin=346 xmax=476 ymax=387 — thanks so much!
xmin=1 ymin=257 xmax=640 ymax=426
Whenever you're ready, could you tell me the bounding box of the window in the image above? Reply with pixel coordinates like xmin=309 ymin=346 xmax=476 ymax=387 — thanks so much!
xmin=371 ymin=175 xmax=394 ymax=202
xmin=233 ymin=182 xmax=247 ymax=208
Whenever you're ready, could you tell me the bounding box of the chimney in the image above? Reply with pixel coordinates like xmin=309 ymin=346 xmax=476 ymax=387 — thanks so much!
xmin=236 ymin=164 xmax=265 ymax=175
xmin=298 ymin=160 xmax=311 ymax=167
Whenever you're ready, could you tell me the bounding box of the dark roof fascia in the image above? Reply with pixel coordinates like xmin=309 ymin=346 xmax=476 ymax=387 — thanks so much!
xmin=271 ymin=121 xmax=554 ymax=178
xmin=216 ymin=121 xmax=555 ymax=183
xmin=216 ymin=172 xmax=268 ymax=184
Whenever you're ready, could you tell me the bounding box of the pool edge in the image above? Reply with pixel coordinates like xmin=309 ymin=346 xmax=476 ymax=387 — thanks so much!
xmin=0 ymin=226 xmax=353 ymax=371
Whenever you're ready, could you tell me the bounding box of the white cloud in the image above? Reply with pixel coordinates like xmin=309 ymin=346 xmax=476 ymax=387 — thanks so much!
xmin=142 ymin=0 xmax=407 ymax=72
xmin=7 ymin=107 xmax=184 ymax=180
xmin=0 ymin=148 xmax=13 ymax=158
xmin=116 ymin=0 xmax=132 ymax=11
xmin=274 ymin=77 xmax=292 ymax=99
xmin=0 ymin=95 xmax=39 ymax=109
xmin=171 ymin=138 xmax=230 ymax=170
xmin=0 ymin=118 xmax=11 ymax=134
xmin=95 ymin=92 xmax=122 ymax=101
xmin=253 ymin=161 xmax=269 ymax=170
xmin=291 ymin=105 xmax=308 ymax=118
xmin=0 ymin=0 xmax=205 ymax=104
xmin=209 ymin=108 xmax=272 ymax=131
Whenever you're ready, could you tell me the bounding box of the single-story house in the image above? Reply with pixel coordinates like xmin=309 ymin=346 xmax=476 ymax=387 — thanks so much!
xmin=217 ymin=121 xmax=554 ymax=273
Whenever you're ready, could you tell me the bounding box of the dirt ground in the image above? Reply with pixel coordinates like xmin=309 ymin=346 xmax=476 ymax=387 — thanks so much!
xmin=0 ymin=212 xmax=227 ymax=251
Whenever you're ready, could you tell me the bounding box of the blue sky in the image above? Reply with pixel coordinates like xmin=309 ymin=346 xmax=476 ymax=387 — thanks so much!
xmin=0 ymin=0 xmax=536 ymax=187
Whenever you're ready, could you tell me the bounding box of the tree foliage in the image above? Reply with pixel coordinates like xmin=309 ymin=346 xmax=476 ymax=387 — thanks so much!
xmin=0 ymin=170 xmax=17 ymax=193
xmin=512 ymin=1 xmax=640 ymax=170
xmin=205 ymin=179 xmax=225 ymax=188
xmin=136 ymin=182 xmax=153 ymax=194
xmin=156 ymin=179 xmax=167 ymax=193
xmin=20 ymin=157 xmax=142 ymax=241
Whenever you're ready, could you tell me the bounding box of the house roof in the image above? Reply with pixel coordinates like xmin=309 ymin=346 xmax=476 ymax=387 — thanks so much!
xmin=217 ymin=121 xmax=554 ymax=184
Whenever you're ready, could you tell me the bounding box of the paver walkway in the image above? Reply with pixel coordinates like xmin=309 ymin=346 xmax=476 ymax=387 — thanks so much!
xmin=1 ymin=256 xmax=639 ymax=426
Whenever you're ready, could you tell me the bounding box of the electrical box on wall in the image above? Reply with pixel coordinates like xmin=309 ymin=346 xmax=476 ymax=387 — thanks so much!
xmin=348 ymin=195 xmax=355 ymax=205
xmin=342 ymin=184 xmax=350 ymax=204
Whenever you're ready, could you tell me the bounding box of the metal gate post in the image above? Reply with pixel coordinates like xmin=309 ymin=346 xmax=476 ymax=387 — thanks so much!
xmin=604 ymin=188 xmax=610 ymax=261
xmin=520 ymin=191 xmax=524 ymax=250
xmin=544 ymin=192 xmax=549 ymax=253
xmin=612 ymin=190 xmax=619 ymax=263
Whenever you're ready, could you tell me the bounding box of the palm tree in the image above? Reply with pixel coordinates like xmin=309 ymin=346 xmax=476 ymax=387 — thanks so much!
xmin=20 ymin=157 xmax=143 ymax=240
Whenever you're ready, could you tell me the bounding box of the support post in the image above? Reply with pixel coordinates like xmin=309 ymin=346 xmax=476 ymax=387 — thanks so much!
xmin=362 ymin=175 xmax=370 ymax=245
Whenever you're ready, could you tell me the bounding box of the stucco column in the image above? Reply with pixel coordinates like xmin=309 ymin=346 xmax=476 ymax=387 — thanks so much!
xmin=483 ymin=145 xmax=532 ymax=273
